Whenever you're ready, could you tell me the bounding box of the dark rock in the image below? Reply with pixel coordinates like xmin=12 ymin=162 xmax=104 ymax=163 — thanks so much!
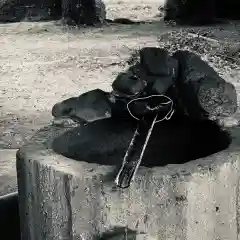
xmin=0 ymin=0 xmax=106 ymax=25
xmin=172 ymin=50 xmax=237 ymax=120
xmin=0 ymin=192 xmax=20 ymax=240
xmin=163 ymin=0 xmax=217 ymax=25
xmin=151 ymin=76 xmax=175 ymax=95
xmin=52 ymin=48 xmax=237 ymax=126
xmin=52 ymin=89 xmax=112 ymax=123
xmin=110 ymin=48 xmax=178 ymax=120
xmin=138 ymin=47 xmax=178 ymax=96
xmin=61 ymin=0 xmax=106 ymax=25
xmin=111 ymin=47 xmax=179 ymax=120
xmin=0 ymin=0 xmax=61 ymax=22
xmin=110 ymin=64 xmax=146 ymax=119
xmin=163 ymin=0 xmax=240 ymax=25
xmin=113 ymin=48 xmax=178 ymax=98
xmin=139 ymin=47 xmax=178 ymax=78
xmin=112 ymin=69 xmax=147 ymax=98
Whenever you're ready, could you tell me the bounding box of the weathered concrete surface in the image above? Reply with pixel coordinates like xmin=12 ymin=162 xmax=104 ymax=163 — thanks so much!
xmin=17 ymin=122 xmax=240 ymax=240
xmin=0 ymin=149 xmax=18 ymax=195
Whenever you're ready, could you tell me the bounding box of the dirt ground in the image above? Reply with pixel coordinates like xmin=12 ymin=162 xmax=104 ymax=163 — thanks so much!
xmin=0 ymin=0 xmax=240 ymax=195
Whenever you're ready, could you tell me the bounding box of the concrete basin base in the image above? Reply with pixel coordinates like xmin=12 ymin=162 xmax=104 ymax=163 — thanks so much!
xmin=16 ymin=118 xmax=240 ymax=240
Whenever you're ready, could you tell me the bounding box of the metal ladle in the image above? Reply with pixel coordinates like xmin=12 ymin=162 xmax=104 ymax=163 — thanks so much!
xmin=114 ymin=94 xmax=174 ymax=189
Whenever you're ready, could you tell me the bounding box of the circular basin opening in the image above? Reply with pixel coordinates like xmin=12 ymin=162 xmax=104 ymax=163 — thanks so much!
xmin=52 ymin=116 xmax=231 ymax=167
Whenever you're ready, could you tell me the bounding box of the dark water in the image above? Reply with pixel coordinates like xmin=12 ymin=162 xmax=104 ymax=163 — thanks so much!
xmin=53 ymin=115 xmax=231 ymax=167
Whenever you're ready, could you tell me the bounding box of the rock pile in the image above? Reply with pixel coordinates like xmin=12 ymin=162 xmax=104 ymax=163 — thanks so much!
xmin=52 ymin=47 xmax=237 ymax=124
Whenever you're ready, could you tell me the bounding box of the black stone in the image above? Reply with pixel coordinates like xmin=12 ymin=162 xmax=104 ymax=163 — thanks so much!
xmin=151 ymin=76 xmax=174 ymax=95
xmin=0 ymin=0 xmax=106 ymax=25
xmin=139 ymin=47 xmax=178 ymax=79
xmin=138 ymin=47 xmax=178 ymax=97
xmin=172 ymin=50 xmax=237 ymax=120
xmin=112 ymin=69 xmax=147 ymax=98
xmin=110 ymin=64 xmax=147 ymax=119
xmin=112 ymin=48 xmax=178 ymax=99
xmin=52 ymin=89 xmax=112 ymax=123
xmin=61 ymin=0 xmax=106 ymax=25
xmin=0 ymin=0 xmax=61 ymax=23
xmin=110 ymin=48 xmax=178 ymax=120
xmin=52 ymin=48 xmax=237 ymax=124
xmin=163 ymin=0 xmax=217 ymax=25
xmin=163 ymin=0 xmax=240 ymax=25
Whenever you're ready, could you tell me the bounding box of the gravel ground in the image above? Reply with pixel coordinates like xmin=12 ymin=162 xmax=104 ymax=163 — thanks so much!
xmin=0 ymin=0 xmax=240 ymax=195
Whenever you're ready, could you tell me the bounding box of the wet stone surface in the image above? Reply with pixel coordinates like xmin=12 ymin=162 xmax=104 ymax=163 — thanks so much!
xmin=52 ymin=89 xmax=111 ymax=124
xmin=172 ymin=50 xmax=237 ymax=120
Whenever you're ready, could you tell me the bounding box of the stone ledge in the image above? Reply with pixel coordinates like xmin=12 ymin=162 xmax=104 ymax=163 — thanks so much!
xmin=16 ymin=123 xmax=240 ymax=240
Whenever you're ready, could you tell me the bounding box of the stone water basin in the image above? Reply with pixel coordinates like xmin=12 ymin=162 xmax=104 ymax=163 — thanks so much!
xmin=16 ymin=117 xmax=240 ymax=240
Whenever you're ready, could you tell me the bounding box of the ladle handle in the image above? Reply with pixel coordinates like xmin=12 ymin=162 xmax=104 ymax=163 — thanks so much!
xmin=114 ymin=114 xmax=157 ymax=188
